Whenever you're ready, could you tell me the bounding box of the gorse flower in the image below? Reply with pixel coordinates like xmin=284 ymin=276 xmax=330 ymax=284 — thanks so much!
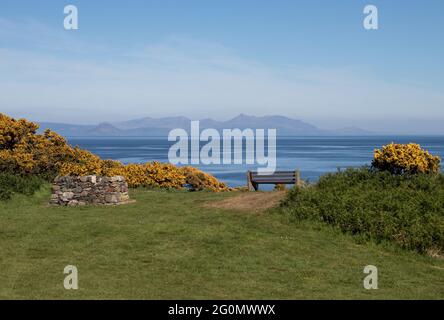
xmin=0 ymin=113 xmax=228 ymax=191
xmin=181 ymin=166 xmax=230 ymax=192
xmin=372 ymin=143 xmax=441 ymax=174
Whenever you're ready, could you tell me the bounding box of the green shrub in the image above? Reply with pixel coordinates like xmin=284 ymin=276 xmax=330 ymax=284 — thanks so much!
xmin=274 ymin=184 xmax=287 ymax=191
xmin=0 ymin=173 xmax=45 ymax=200
xmin=280 ymin=167 xmax=444 ymax=254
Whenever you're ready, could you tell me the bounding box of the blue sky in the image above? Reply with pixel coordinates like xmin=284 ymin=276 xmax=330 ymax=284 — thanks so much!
xmin=0 ymin=0 xmax=443 ymax=133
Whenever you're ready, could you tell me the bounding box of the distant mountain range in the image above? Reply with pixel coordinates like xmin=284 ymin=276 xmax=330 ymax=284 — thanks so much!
xmin=37 ymin=114 xmax=372 ymax=137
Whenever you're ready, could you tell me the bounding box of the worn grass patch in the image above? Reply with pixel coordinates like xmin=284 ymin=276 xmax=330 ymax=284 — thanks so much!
xmin=203 ymin=191 xmax=286 ymax=213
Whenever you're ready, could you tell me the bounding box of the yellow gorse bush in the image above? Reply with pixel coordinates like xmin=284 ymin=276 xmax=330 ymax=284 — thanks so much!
xmin=58 ymin=148 xmax=104 ymax=176
xmin=372 ymin=143 xmax=441 ymax=174
xmin=181 ymin=166 xmax=230 ymax=192
xmin=146 ymin=162 xmax=187 ymax=189
xmin=0 ymin=113 xmax=75 ymax=176
xmin=0 ymin=113 xmax=228 ymax=191
xmin=101 ymin=162 xmax=187 ymax=189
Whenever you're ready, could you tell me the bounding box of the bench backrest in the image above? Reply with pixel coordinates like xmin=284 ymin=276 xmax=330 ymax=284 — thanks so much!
xmin=250 ymin=171 xmax=297 ymax=184
xmin=247 ymin=170 xmax=301 ymax=190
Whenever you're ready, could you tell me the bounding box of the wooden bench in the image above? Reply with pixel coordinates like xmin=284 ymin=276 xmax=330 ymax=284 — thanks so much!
xmin=247 ymin=170 xmax=301 ymax=191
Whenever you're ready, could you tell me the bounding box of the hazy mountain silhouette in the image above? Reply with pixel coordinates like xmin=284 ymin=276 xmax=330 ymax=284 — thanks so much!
xmin=38 ymin=114 xmax=372 ymax=137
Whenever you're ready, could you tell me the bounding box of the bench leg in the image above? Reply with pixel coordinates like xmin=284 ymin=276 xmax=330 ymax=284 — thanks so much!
xmin=295 ymin=169 xmax=302 ymax=187
xmin=247 ymin=171 xmax=255 ymax=191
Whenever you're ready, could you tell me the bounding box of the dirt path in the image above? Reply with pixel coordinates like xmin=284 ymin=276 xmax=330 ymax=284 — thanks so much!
xmin=205 ymin=191 xmax=286 ymax=213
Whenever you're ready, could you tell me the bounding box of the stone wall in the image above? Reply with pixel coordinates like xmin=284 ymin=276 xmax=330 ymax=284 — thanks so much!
xmin=50 ymin=175 xmax=130 ymax=206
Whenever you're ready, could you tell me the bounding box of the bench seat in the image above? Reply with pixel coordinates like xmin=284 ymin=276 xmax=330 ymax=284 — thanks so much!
xmin=247 ymin=170 xmax=301 ymax=191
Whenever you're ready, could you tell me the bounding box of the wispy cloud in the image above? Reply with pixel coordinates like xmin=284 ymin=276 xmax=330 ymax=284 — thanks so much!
xmin=0 ymin=19 xmax=443 ymax=133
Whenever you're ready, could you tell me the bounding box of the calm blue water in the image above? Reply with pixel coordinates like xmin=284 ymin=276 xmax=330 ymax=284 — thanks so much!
xmin=68 ymin=136 xmax=444 ymax=187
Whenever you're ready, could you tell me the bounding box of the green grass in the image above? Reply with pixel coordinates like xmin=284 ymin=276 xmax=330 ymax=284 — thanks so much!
xmin=0 ymin=186 xmax=443 ymax=299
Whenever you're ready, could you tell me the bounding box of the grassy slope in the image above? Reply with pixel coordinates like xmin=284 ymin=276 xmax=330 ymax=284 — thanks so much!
xmin=0 ymin=186 xmax=443 ymax=299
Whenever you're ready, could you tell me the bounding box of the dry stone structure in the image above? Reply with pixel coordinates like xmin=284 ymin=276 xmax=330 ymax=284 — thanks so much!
xmin=50 ymin=175 xmax=130 ymax=206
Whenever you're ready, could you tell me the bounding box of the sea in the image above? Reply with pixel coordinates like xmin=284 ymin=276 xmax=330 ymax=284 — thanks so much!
xmin=68 ymin=136 xmax=444 ymax=188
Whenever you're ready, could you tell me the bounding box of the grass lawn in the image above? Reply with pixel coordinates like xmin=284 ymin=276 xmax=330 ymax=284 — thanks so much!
xmin=0 ymin=186 xmax=443 ymax=299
